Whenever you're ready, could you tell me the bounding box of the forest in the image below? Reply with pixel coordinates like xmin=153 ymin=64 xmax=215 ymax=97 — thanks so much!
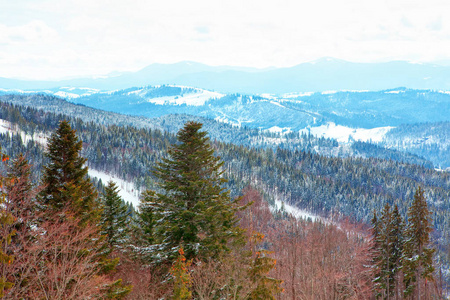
xmin=0 ymin=96 xmax=449 ymax=299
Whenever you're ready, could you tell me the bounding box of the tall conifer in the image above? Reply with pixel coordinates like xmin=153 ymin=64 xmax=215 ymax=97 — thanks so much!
xmin=39 ymin=121 xmax=131 ymax=298
xmin=141 ymin=121 xmax=244 ymax=261
xmin=403 ymin=187 xmax=435 ymax=298
xmin=390 ymin=204 xmax=404 ymax=299
xmin=39 ymin=120 xmax=100 ymax=224
xmin=372 ymin=204 xmax=405 ymax=299
xmin=101 ymin=180 xmax=130 ymax=252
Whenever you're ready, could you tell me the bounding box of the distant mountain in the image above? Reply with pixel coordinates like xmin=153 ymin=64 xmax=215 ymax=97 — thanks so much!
xmin=3 ymin=59 xmax=450 ymax=93
xmin=0 ymin=93 xmax=433 ymax=169
xmin=67 ymin=86 xmax=450 ymax=130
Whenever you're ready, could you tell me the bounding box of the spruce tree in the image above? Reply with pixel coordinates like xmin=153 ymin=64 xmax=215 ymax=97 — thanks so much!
xmin=403 ymin=187 xmax=435 ymax=298
xmin=374 ymin=203 xmax=395 ymax=299
xmin=39 ymin=120 xmax=100 ymax=224
xmin=372 ymin=204 xmax=405 ymax=299
xmin=39 ymin=121 xmax=131 ymax=298
xmin=134 ymin=190 xmax=157 ymax=247
xmin=141 ymin=121 xmax=244 ymax=261
xmin=101 ymin=181 xmax=130 ymax=252
xmin=390 ymin=204 xmax=404 ymax=299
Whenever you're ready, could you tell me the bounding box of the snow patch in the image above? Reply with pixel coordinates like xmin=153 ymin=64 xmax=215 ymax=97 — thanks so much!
xmin=269 ymin=101 xmax=286 ymax=109
xmin=87 ymin=169 xmax=141 ymax=208
xmin=54 ymin=91 xmax=81 ymax=99
xmin=282 ymin=92 xmax=314 ymax=98
xmin=267 ymin=126 xmax=292 ymax=134
xmin=0 ymin=119 xmax=48 ymax=146
xmin=136 ymin=86 xmax=224 ymax=106
xmin=300 ymin=122 xmax=394 ymax=143
xmin=273 ymin=199 xmax=318 ymax=221
xmin=385 ymin=90 xmax=404 ymax=94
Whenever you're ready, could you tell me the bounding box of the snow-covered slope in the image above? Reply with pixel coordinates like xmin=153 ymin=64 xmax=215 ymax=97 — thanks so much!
xmin=273 ymin=199 xmax=319 ymax=222
xmin=0 ymin=119 xmax=49 ymax=146
xmin=300 ymin=122 xmax=394 ymax=144
xmin=129 ymin=85 xmax=224 ymax=106
xmin=87 ymin=169 xmax=141 ymax=208
xmin=0 ymin=87 xmax=100 ymax=99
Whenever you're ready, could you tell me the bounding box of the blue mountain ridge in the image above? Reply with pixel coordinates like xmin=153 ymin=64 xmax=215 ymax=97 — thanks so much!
xmin=2 ymin=59 xmax=450 ymax=93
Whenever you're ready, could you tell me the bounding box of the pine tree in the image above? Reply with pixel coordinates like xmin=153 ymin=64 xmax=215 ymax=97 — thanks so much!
xmin=134 ymin=190 xmax=157 ymax=247
xmin=141 ymin=121 xmax=244 ymax=261
xmin=39 ymin=120 xmax=100 ymax=225
xmin=374 ymin=203 xmax=395 ymax=299
xmin=403 ymin=187 xmax=435 ymax=299
xmin=372 ymin=204 xmax=405 ymax=299
xmin=38 ymin=121 xmax=131 ymax=299
xmin=101 ymin=180 xmax=130 ymax=252
xmin=390 ymin=204 xmax=404 ymax=299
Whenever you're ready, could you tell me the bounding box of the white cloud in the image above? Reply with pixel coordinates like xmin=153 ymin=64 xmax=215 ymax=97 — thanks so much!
xmin=0 ymin=21 xmax=60 ymax=45
xmin=1 ymin=0 xmax=450 ymax=79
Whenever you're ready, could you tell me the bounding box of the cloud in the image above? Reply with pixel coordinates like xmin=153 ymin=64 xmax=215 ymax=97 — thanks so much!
xmin=2 ymin=0 xmax=450 ymax=79
xmin=427 ymin=17 xmax=443 ymax=31
xmin=194 ymin=26 xmax=210 ymax=35
xmin=0 ymin=20 xmax=60 ymax=45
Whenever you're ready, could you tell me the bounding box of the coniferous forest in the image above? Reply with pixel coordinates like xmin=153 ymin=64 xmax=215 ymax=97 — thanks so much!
xmin=0 ymin=95 xmax=449 ymax=299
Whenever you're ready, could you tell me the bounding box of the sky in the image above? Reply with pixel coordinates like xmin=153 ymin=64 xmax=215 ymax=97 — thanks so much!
xmin=1 ymin=0 xmax=450 ymax=80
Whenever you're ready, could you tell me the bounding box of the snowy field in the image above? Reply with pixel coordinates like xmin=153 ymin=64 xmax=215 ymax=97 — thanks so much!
xmin=273 ymin=199 xmax=319 ymax=222
xmin=300 ymin=122 xmax=394 ymax=143
xmin=87 ymin=169 xmax=141 ymax=208
xmin=129 ymin=86 xmax=224 ymax=106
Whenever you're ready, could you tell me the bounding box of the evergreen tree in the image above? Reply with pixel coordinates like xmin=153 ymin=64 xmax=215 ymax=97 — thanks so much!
xmin=39 ymin=120 xmax=100 ymax=224
xmin=374 ymin=203 xmax=395 ymax=298
xmin=403 ymin=187 xmax=435 ymax=298
xmin=134 ymin=190 xmax=157 ymax=248
xmin=390 ymin=204 xmax=404 ymax=299
xmin=142 ymin=121 xmax=244 ymax=261
xmin=101 ymin=180 xmax=130 ymax=252
xmin=38 ymin=121 xmax=131 ymax=299
xmin=372 ymin=204 xmax=405 ymax=299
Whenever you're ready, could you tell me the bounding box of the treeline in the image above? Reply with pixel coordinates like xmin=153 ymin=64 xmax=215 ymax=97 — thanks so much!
xmin=1 ymin=121 xmax=444 ymax=299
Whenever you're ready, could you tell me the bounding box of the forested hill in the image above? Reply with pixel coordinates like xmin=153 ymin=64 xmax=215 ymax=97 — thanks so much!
xmin=0 ymin=93 xmax=433 ymax=167
xmin=0 ymin=97 xmax=449 ymax=271
xmin=382 ymin=121 xmax=450 ymax=169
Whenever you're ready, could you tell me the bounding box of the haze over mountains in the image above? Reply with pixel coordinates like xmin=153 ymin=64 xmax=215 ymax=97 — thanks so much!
xmin=3 ymin=58 xmax=450 ymax=93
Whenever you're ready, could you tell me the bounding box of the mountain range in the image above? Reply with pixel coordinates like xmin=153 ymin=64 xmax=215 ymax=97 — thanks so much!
xmin=1 ymin=58 xmax=449 ymax=169
xmin=3 ymin=58 xmax=450 ymax=93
